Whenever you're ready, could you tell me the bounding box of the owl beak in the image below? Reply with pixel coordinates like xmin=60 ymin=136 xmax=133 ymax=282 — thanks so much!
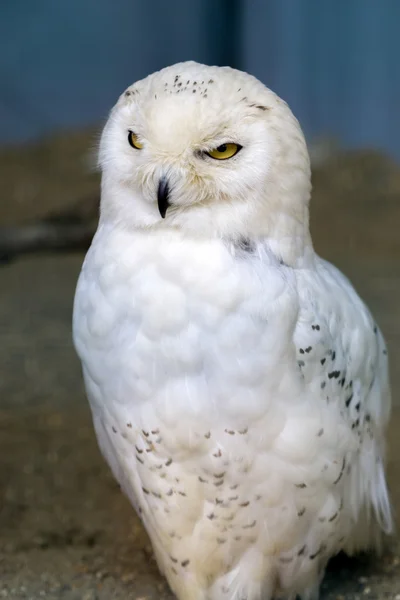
xmin=157 ymin=176 xmax=170 ymax=219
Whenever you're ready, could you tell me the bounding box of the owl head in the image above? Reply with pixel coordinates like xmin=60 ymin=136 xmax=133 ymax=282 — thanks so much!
xmin=99 ymin=61 xmax=311 ymax=259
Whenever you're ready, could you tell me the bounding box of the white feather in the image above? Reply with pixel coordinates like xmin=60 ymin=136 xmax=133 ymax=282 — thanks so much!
xmin=73 ymin=61 xmax=392 ymax=600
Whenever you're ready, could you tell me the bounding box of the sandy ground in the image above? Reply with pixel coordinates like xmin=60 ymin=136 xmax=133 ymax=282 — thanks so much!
xmin=0 ymin=134 xmax=399 ymax=599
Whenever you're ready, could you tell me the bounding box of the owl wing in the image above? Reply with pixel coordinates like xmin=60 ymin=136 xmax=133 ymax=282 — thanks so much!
xmin=293 ymin=256 xmax=393 ymax=550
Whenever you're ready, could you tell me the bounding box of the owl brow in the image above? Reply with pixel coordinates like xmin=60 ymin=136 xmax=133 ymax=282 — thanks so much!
xmin=203 ymin=126 xmax=235 ymax=147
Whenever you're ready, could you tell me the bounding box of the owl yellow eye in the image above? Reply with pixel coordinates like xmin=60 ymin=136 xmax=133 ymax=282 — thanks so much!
xmin=128 ymin=131 xmax=143 ymax=149
xmin=207 ymin=143 xmax=241 ymax=160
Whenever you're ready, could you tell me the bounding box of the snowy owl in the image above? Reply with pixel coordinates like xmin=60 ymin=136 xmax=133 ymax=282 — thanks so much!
xmin=73 ymin=62 xmax=393 ymax=600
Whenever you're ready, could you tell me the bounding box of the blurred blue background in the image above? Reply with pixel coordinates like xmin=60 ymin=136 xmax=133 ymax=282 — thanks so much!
xmin=1 ymin=0 xmax=399 ymax=157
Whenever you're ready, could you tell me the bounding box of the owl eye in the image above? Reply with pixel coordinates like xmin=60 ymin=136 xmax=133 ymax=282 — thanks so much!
xmin=207 ymin=143 xmax=242 ymax=160
xmin=128 ymin=131 xmax=144 ymax=149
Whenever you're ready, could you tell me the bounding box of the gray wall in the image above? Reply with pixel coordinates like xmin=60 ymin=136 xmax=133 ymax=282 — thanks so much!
xmin=1 ymin=0 xmax=399 ymax=157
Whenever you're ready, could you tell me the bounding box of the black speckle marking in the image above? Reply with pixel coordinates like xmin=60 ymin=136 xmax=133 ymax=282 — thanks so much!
xmin=328 ymin=370 xmax=340 ymax=379
xmin=374 ymin=325 xmax=378 ymax=334
xmin=238 ymin=427 xmax=248 ymax=434
xmin=193 ymin=81 xmax=197 ymax=85
xmin=151 ymin=429 xmax=159 ymax=434
xmin=305 ymin=346 xmax=312 ymax=353
xmin=312 ymin=324 xmax=320 ymax=331
xmin=204 ymin=431 xmax=211 ymax=439
xmin=321 ymin=381 xmax=326 ymax=389
xmin=174 ymin=75 xmax=179 ymax=82
xmin=317 ymin=428 xmax=324 ymax=437
xmin=214 ymin=480 xmax=224 ymax=487
xmin=309 ymin=545 xmax=326 ymax=560
xmin=355 ymin=402 xmax=361 ymax=411
xmin=351 ymin=419 xmax=360 ymax=430
xmin=124 ymin=90 xmax=131 ymax=97
xmin=383 ymin=348 xmax=388 ymax=355
xmin=142 ymin=487 xmax=150 ymax=494
xmin=207 ymin=512 xmax=215 ymax=520
xmin=239 ymin=501 xmax=250 ymax=507
xmin=165 ymin=458 xmax=173 ymax=466
xmin=298 ymin=545 xmax=307 ymax=556
xmin=299 ymin=348 xmax=305 ymax=354
xmin=235 ymin=238 xmax=255 ymax=253
xmin=170 ymin=555 xmax=178 ymax=563
xmin=295 ymin=483 xmax=307 ymax=489
xmin=213 ymin=449 xmax=222 ymax=458
xmin=152 ymin=491 xmax=162 ymax=499
xmin=217 ymin=537 xmax=226 ymax=544
xmin=181 ymin=559 xmax=190 ymax=567
xmin=178 ymin=491 xmax=187 ymax=497
xmin=333 ymin=458 xmax=346 ymax=484
xmin=166 ymin=489 xmax=173 ymax=496
xmin=208 ymin=79 xmax=214 ymax=84
xmin=225 ymin=429 xmax=235 ymax=435
xmin=297 ymin=507 xmax=306 ymax=517
xmin=229 ymin=495 xmax=238 ymax=501
xmin=298 ymin=360 xmax=305 ymax=367
xmin=366 ymin=414 xmax=371 ymax=422
xmin=331 ymin=351 xmax=336 ymax=361
xmin=339 ymin=377 xmax=345 ymax=387
xmin=320 ymin=358 xmax=326 ymax=365
xmin=328 ymin=510 xmax=339 ymax=522
xmin=243 ymin=520 xmax=256 ymax=529
xmin=136 ymin=455 xmax=144 ymax=464
xmin=214 ymin=472 xmax=225 ymax=479
xmin=198 ymin=476 xmax=208 ymax=483
xmin=192 ymin=89 xmax=196 ymax=93
xmin=112 ymin=426 xmax=117 ymax=433
xmin=215 ymin=498 xmax=224 ymax=505
xmin=345 ymin=394 xmax=353 ymax=407
xmin=142 ymin=430 xmax=149 ymax=437
xmin=126 ymin=422 xmax=132 ymax=428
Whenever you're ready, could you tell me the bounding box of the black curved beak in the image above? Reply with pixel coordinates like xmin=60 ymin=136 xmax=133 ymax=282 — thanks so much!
xmin=157 ymin=176 xmax=170 ymax=219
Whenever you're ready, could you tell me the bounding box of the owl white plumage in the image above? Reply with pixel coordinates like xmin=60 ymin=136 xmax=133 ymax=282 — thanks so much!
xmin=73 ymin=62 xmax=393 ymax=600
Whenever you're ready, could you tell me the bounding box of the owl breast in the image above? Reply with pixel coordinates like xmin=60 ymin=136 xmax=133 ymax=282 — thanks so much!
xmin=73 ymin=225 xmax=356 ymax=599
xmin=74 ymin=225 xmax=299 ymax=424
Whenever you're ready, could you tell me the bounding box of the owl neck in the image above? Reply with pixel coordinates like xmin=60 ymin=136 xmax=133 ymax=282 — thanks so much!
xmin=100 ymin=178 xmax=313 ymax=268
